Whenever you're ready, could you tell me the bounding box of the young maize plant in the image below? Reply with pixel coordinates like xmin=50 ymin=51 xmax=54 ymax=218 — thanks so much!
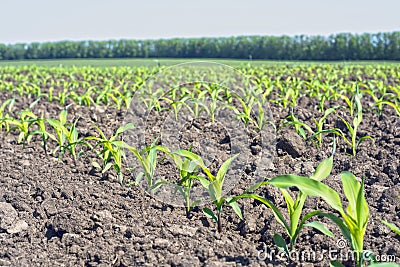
xmin=335 ymin=87 xmax=373 ymax=156
xmin=273 ymin=80 xmax=299 ymax=109
xmin=137 ymin=87 xmax=166 ymax=113
xmin=47 ymin=109 xmax=90 ymax=162
xmin=203 ymin=83 xmax=226 ymax=122
xmin=269 ymin=171 xmax=372 ymax=267
xmin=47 ymin=86 xmax=54 ymax=102
xmin=283 ymin=107 xmax=338 ymax=147
xmin=233 ymin=154 xmax=335 ymax=255
xmin=111 ymin=91 xmax=132 ymax=110
xmin=273 ymin=155 xmax=335 ymax=253
xmin=171 ymin=150 xmax=242 ymax=232
xmin=95 ymin=85 xmax=112 ymax=106
xmin=0 ymin=98 xmax=15 ymax=132
xmin=162 ymin=94 xmax=191 ymax=120
xmin=282 ymin=108 xmax=313 ymax=141
xmin=361 ymin=84 xmax=400 ymax=117
xmin=227 ymin=89 xmax=265 ymax=130
xmin=57 ymin=87 xmax=69 ymax=106
xmin=69 ymin=87 xmax=95 ymax=107
xmin=126 ymin=140 xmax=161 ymax=189
xmin=86 ymin=122 xmax=135 ymax=182
xmin=185 ymin=89 xmax=209 ymax=118
xmin=8 ymin=109 xmax=38 ymax=145
xmin=30 ymin=113 xmax=51 ymax=154
xmin=150 ymin=146 xmax=202 ymax=217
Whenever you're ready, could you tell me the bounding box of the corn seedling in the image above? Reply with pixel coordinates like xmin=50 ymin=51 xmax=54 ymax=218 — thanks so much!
xmin=47 ymin=87 xmax=54 ymax=102
xmin=361 ymin=86 xmax=400 ymax=116
xmin=311 ymin=107 xmax=338 ymax=146
xmin=0 ymin=98 xmax=15 ymax=132
xmin=171 ymin=150 xmax=242 ymax=232
xmin=58 ymin=88 xmax=69 ymax=106
xmin=233 ymin=154 xmax=335 ymax=255
xmin=204 ymin=83 xmax=226 ymax=122
xmin=86 ymin=122 xmax=135 ymax=182
xmin=8 ymin=109 xmax=38 ymax=145
xmin=226 ymin=90 xmax=266 ymax=130
xmin=30 ymin=113 xmax=51 ymax=154
xmin=152 ymin=146 xmax=202 ymax=216
xmin=269 ymin=171 xmax=370 ymax=266
xmin=282 ymin=108 xmax=314 ymax=140
xmin=112 ymin=91 xmax=132 ymax=110
xmin=283 ymin=107 xmax=339 ymax=147
xmin=163 ymin=95 xmax=191 ymax=120
xmin=272 ymin=155 xmax=335 ymax=253
xmin=47 ymin=109 xmax=90 ymax=162
xmin=335 ymin=88 xmax=373 ymax=156
xmin=186 ymin=89 xmax=209 ymax=117
xmin=69 ymin=88 xmax=94 ymax=107
xmin=125 ymin=140 xmax=162 ymax=189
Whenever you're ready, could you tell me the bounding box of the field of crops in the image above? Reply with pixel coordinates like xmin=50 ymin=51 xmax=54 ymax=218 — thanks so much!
xmin=0 ymin=63 xmax=399 ymax=266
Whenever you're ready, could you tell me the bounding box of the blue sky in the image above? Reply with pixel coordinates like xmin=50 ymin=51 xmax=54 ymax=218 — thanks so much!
xmin=1 ymin=0 xmax=399 ymax=44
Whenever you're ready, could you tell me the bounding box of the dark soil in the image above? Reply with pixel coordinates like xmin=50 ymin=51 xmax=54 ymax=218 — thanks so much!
xmin=0 ymin=87 xmax=399 ymax=267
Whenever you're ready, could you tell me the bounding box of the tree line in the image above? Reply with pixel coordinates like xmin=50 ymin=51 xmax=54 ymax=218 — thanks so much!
xmin=1 ymin=32 xmax=399 ymax=61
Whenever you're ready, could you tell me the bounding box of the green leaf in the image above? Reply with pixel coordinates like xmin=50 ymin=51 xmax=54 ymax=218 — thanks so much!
xmin=369 ymin=262 xmax=400 ymax=267
xmin=319 ymin=212 xmax=353 ymax=249
xmin=340 ymin=171 xmax=361 ymax=220
xmin=354 ymin=89 xmax=363 ymax=123
xmin=273 ymin=234 xmax=289 ymax=256
xmin=172 ymin=150 xmax=212 ymax=179
xmin=103 ymin=162 xmax=113 ymax=173
xmin=338 ymin=115 xmax=354 ymax=135
xmin=147 ymin=147 xmax=157 ymax=175
xmin=269 ymin=175 xmax=344 ymax=213
xmin=356 ymin=176 xmax=369 ymax=229
xmin=150 ymin=180 xmax=169 ymax=191
xmin=226 ymin=198 xmax=243 ymax=219
xmin=319 ymin=106 xmax=337 ymax=126
xmin=290 ymin=193 xmax=306 ymax=237
xmin=203 ymin=208 xmax=218 ymax=223
xmin=216 ymin=154 xmax=239 ymax=184
xmin=0 ymin=98 xmax=15 ymax=114
xmin=60 ymin=109 xmax=67 ymax=125
xmin=244 ymin=180 xmax=269 ymax=193
xmin=135 ymin=172 xmax=144 ymax=184
xmin=295 ymin=210 xmax=324 ymax=240
xmin=232 ymin=194 xmax=289 ymax=231
xmin=356 ymin=135 xmax=373 ymax=150
xmin=47 ymin=118 xmax=62 ymax=129
xmin=213 ymin=154 xmax=239 ymax=199
xmin=17 ymin=132 xmax=25 ymax=144
xmin=195 ymin=176 xmax=210 ymax=188
xmin=304 ymin=221 xmax=334 ymax=237
xmin=280 ymin=189 xmax=294 ymax=212
xmin=208 ymin=183 xmax=218 ymax=203
xmin=311 ymin=156 xmax=333 ymax=181
xmin=330 ymin=260 xmax=346 ymax=267
xmin=115 ymin=122 xmax=135 ymax=136
xmin=89 ymin=121 xmax=106 ymax=139
xmin=92 ymin=161 xmax=101 ymax=169
xmin=379 ymin=218 xmax=400 ymax=235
